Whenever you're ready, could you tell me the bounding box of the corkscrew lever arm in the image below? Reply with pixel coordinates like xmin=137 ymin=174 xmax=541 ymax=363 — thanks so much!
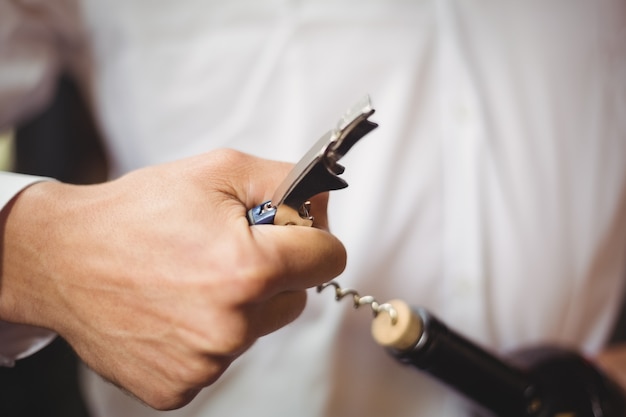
xmin=247 ymin=95 xmax=377 ymax=226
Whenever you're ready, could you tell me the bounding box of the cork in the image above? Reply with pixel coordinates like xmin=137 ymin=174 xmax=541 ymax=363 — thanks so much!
xmin=371 ymin=299 xmax=422 ymax=351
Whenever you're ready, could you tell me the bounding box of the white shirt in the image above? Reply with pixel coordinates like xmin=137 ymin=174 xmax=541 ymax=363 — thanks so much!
xmin=2 ymin=0 xmax=626 ymax=416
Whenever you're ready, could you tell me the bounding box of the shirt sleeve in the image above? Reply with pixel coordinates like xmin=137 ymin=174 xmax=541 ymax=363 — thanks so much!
xmin=0 ymin=171 xmax=57 ymax=367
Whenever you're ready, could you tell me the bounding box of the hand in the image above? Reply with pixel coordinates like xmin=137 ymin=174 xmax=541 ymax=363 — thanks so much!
xmin=596 ymin=343 xmax=626 ymax=392
xmin=0 ymin=149 xmax=346 ymax=410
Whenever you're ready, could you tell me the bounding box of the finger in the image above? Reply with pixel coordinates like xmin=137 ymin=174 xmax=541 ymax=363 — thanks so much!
xmin=197 ymin=150 xmax=334 ymax=233
xmin=211 ymin=150 xmax=294 ymax=208
xmin=250 ymin=290 xmax=308 ymax=337
xmin=250 ymin=225 xmax=347 ymax=292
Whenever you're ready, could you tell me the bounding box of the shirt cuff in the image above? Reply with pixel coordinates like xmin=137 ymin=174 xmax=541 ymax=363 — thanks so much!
xmin=0 ymin=170 xmax=53 ymax=207
xmin=0 ymin=321 xmax=56 ymax=366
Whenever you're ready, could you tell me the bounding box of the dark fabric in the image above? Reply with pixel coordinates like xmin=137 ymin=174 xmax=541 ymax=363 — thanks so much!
xmin=14 ymin=74 xmax=108 ymax=184
xmin=0 ymin=338 xmax=91 ymax=417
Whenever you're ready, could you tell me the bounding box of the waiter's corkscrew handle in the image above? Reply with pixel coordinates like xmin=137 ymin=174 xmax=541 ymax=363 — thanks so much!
xmin=247 ymin=95 xmax=377 ymax=226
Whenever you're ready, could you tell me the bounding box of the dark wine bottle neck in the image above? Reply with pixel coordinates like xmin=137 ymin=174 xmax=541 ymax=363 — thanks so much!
xmin=389 ymin=308 xmax=539 ymax=417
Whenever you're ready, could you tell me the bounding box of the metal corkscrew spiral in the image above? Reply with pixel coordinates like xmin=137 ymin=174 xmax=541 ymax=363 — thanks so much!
xmin=316 ymin=281 xmax=398 ymax=325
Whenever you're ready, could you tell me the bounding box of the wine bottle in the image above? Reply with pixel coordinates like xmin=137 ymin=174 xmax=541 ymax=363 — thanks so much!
xmin=371 ymin=300 xmax=626 ymax=417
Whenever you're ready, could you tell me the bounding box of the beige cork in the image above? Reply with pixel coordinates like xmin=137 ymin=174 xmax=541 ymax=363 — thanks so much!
xmin=371 ymin=299 xmax=422 ymax=351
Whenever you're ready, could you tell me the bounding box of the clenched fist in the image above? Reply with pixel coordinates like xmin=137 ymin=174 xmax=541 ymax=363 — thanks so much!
xmin=0 ymin=149 xmax=346 ymax=410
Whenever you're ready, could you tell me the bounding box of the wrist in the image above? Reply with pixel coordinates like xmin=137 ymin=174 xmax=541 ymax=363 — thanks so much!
xmin=0 ymin=181 xmax=68 ymax=330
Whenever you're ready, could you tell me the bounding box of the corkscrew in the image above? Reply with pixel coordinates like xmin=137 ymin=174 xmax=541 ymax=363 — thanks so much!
xmin=247 ymin=95 xmax=377 ymax=226
xmin=316 ymin=281 xmax=398 ymax=324
xmin=316 ymin=280 xmax=423 ymax=351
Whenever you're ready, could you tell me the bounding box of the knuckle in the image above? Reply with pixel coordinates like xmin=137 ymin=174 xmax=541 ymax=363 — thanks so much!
xmin=209 ymin=148 xmax=251 ymax=171
xmin=178 ymin=363 xmax=218 ymax=388
xmin=228 ymin=251 xmax=284 ymax=300
xmin=189 ymin=306 xmax=256 ymax=356
xmin=144 ymin=360 xmax=229 ymax=410
xmin=143 ymin=388 xmax=199 ymax=411
xmin=211 ymin=315 xmax=256 ymax=355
